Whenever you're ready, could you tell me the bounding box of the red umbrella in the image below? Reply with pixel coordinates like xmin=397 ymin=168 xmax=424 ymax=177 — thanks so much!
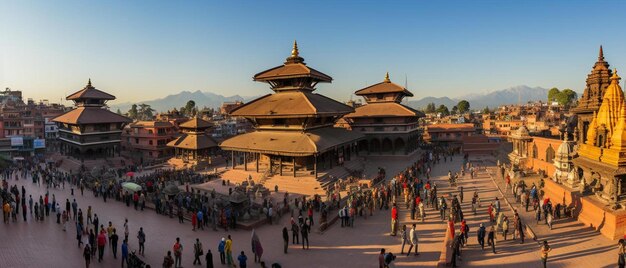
xmin=126 ymin=171 xmax=135 ymax=177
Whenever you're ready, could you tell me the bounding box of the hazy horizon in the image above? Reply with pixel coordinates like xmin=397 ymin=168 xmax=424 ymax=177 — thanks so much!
xmin=2 ymin=1 xmax=625 ymax=105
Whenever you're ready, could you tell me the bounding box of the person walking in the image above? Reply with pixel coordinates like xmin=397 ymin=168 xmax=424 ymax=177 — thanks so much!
xmin=477 ymin=223 xmax=486 ymax=250
xmin=173 ymin=237 xmax=183 ymax=268
xmin=217 ymin=238 xmax=226 ymax=265
xmin=618 ymin=239 xmax=625 ymax=268
xmin=291 ymin=220 xmax=299 ymax=244
xmin=162 ymin=251 xmax=174 ymax=268
xmin=406 ymin=224 xmax=419 ymax=256
xmin=502 ymin=216 xmax=509 ymax=241
xmin=205 ymin=249 xmax=214 ymax=268
xmin=400 ymin=225 xmax=408 ymax=254
xmin=301 ymin=222 xmax=309 ymax=249
xmin=83 ymin=244 xmax=92 ymax=268
xmin=121 ymin=239 xmax=129 ymax=268
xmin=137 ymin=227 xmax=146 ymax=256
xmin=378 ymin=248 xmax=386 ymax=268
xmin=390 ymin=203 xmax=398 ymax=236
xmin=540 ymin=240 xmax=552 ymax=268
xmin=225 ymin=235 xmax=234 ymax=266
xmin=237 ymin=251 xmax=248 ymax=268
xmin=487 ymin=225 xmax=496 ymax=254
xmin=251 ymin=229 xmax=264 ymax=263
xmin=123 ymin=218 xmax=129 ymax=242
xmin=97 ymin=230 xmax=106 ymax=262
xmin=193 ymin=238 xmax=204 ymax=265
xmin=282 ymin=227 xmax=289 ymax=254
xmin=110 ymin=229 xmax=119 ymax=259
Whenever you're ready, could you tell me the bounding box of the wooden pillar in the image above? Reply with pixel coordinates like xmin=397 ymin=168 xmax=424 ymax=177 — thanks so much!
xmin=314 ymin=155 xmax=318 ymax=179
xmin=244 ymin=152 xmax=248 ymax=171
xmin=279 ymin=157 xmax=283 ymax=176
xmin=293 ymin=157 xmax=296 ymax=177
xmin=231 ymin=151 xmax=235 ymax=169
xmin=330 ymin=151 xmax=333 ymax=169
xmin=256 ymin=154 xmax=259 ymax=172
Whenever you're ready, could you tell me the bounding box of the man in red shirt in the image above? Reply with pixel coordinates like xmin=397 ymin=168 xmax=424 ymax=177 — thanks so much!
xmin=97 ymin=230 xmax=107 ymax=262
xmin=391 ymin=203 xmax=398 ymax=236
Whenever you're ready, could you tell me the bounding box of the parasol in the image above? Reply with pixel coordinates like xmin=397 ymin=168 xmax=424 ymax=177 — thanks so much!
xmin=122 ymin=182 xmax=142 ymax=192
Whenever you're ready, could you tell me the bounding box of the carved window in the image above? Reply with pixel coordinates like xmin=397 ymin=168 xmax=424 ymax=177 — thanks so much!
xmin=532 ymin=144 xmax=538 ymax=158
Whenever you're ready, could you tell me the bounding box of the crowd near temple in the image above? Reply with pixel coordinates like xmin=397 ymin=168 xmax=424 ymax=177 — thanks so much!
xmin=4 ymin=42 xmax=626 ymax=268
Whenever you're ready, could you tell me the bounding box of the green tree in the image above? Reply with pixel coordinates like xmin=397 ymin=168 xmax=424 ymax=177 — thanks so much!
xmin=556 ymin=89 xmax=577 ymax=106
xmin=457 ymin=100 xmax=470 ymax=113
xmin=436 ymin=104 xmax=450 ymax=116
xmin=451 ymin=105 xmax=458 ymax=115
xmin=425 ymin=102 xmax=436 ymax=113
xmin=548 ymin=87 xmax=560 ymax=102
xmin=138 ymin=103 xmax=155 ymax=120
xmin=127 ymin=104 xmax=138 ymax=120
xmin=184 ymin=100 xmax=196 ymax=116
xmin=116 ymin=108 xmax=122 ymax=115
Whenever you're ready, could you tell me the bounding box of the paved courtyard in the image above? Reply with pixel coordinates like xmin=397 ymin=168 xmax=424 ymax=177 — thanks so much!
xmin=0 ymin=155 xmax=621 ymax=267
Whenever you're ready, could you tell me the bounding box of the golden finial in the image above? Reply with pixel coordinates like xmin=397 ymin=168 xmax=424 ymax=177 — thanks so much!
xmin=599 ymin=45 xmax=604 ymax=60
xmin=384 ymin=72 xmax=390 ymax=83
xmin=87 ymin=78 xmax=92 ymax=87
xmin=291 ymin=40 xmax=299 ymax=57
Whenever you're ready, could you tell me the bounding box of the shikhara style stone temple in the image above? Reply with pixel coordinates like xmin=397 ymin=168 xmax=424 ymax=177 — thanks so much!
xmin=219 ymin=41 xmax=363 ymax=178
xmin=53 ymin=80 xmax=131 ymax=159
xmin=540 ymin=47 xmax=626 ymax=240
xmin=343 ymin=72 xmax=424 ymax=155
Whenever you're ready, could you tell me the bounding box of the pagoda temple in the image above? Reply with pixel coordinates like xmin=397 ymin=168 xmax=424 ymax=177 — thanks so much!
xmin=53 ymin=79 xmax=131 ymax=160
xmin=220 ymin=41 xmax=363 ymax=177
xmin=342 ymin=72 xmax=424 ymax=155
xmin=167 ymin=117 xmax=218 ymax=165
xmin=572 ymin=46 xmax=613 ymax=144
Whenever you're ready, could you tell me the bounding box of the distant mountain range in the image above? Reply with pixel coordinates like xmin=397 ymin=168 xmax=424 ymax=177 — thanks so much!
xmin=110 ymin=85 xmax=552 ymax=114
xmin=406 ymin=85 xmax=551 ymax=110
xmin=110 ymin=90 xmax=260 ymax=113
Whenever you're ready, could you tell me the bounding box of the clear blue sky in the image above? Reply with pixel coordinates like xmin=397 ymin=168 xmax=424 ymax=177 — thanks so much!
xmin=2 ymin=1 xmax=626 ymax=106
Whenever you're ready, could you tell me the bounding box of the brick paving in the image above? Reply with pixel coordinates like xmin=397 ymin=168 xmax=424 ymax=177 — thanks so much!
xmin=0 ymin=156 xmax=620 ymax=268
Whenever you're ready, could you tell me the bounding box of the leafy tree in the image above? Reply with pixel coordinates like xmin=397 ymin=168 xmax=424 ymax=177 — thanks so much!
xmin=556 ymin=89 xmax=577 ymax=106
xmin=425 ymin=102 xmax=436 ymax=113
xmin=548 ymin=87 xmax=560 ymax=102
xmin=137 ymin=103 xmax=155 ymax=120
xmin=116 ymin=108 xmax=122 ymax=115
xmin=436 ymin=104 xmax=450 ymax=116
xmin=184 ymin=100 xmax=196 ymax=116
xmin=457 ymin=100 xmax=470 ymax=113
xmin=127 ymin=104 xmax=138 ymax=120
xmin=451 ymin=105 xmax=459 ymax=115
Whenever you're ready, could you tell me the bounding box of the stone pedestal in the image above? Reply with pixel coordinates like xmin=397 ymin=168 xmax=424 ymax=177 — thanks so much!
xmin=543 ymin=178 xmax=626 ymax=240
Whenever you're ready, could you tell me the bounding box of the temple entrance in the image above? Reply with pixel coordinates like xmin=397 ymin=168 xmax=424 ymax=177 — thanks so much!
xmin=370 ymin=139 xmax=381 ymax=154
xmin=358 ymin=139 xmax=369 ymax=154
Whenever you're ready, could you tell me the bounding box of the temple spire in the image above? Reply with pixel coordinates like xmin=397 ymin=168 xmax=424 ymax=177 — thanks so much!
xmin=292 ymin=40 xmax=299 ymax=58
xmin=87 ymin=78 xmax=92 ymax=87
xmin=384 ymin=72 xmax=390 ymax=83
xmin=285 ymin=40 xmax=304 ymax=64
xmin=599 ymin=45 xmax=604 ymax=61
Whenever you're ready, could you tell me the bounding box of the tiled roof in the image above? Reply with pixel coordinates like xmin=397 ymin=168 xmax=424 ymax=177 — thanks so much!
xmin=344 ymin=102 xmax=424 ymax=118
xmin=354 ymin=81 xmax=413 ymax=97
xmin=53 ymin=107 xmax=131 ymax=124
xmin=219 ymin=127 xmax=363 ymax=156
xmin=230 ymin=91 xmax=354 ymax=118
xmin=167 ymin=133 xmax=217 ymax=150
xmin=427 ymin=123 xmax=475 ymax=132
xmin=254 ymin=63 xmax=332 ymax=82
xmin=179 ymin=117 xmax=212 ymax=129
xmin=66 ymin=81 xmax=115 ymax=100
